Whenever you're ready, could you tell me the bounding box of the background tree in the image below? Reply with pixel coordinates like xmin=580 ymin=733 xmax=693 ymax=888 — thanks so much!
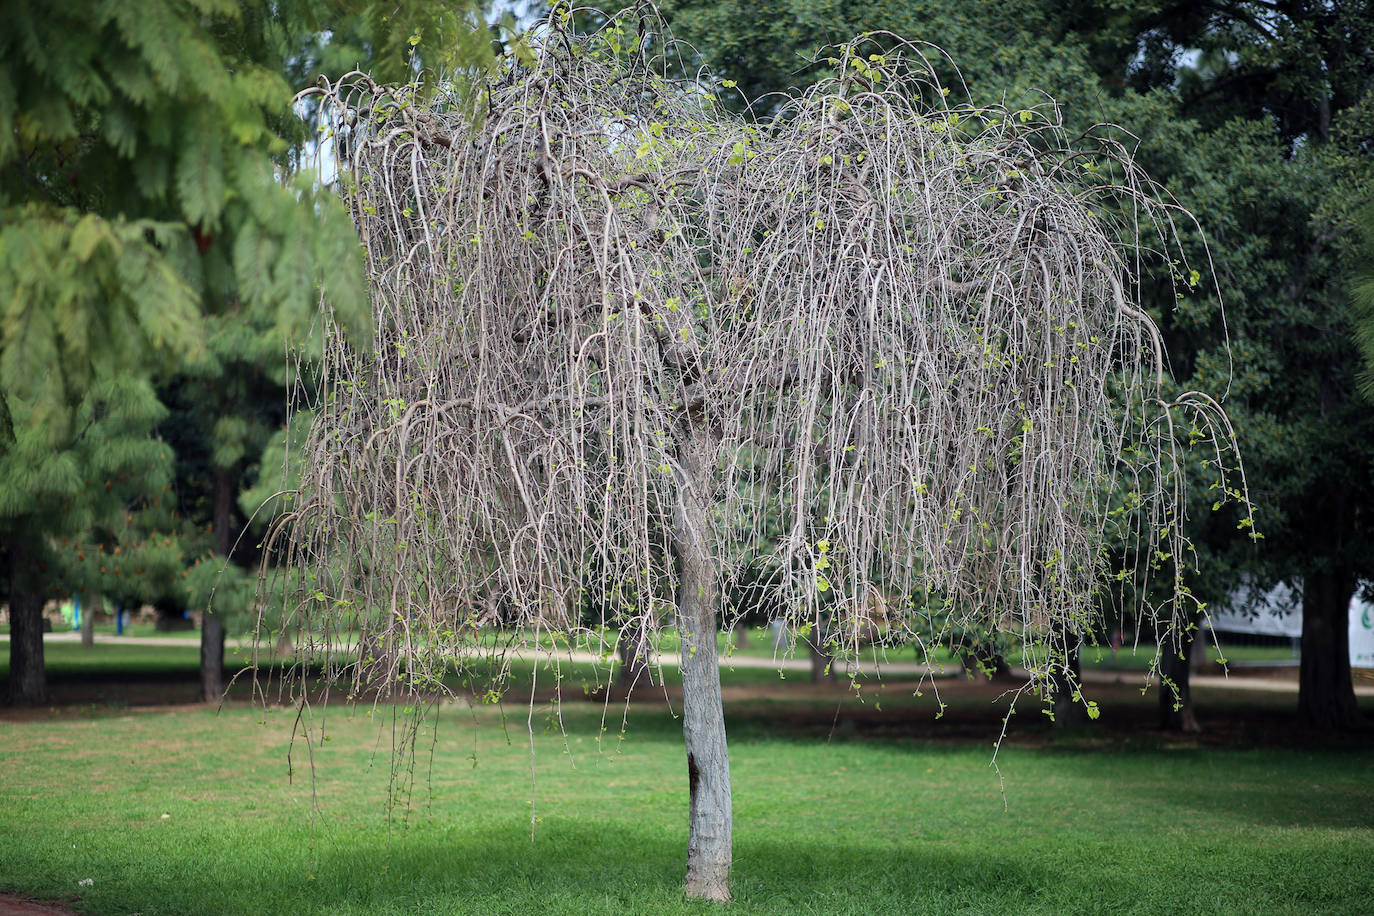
xmin=0 ymin=0 xmax=366 ymax=705
xmin=1354 ymin=205 xmax=1374 ymax=399
xmin=282 ymin=12 xmax=1239 ymax=898
xmin=171 ymin=0 xmax=503 ymax=701
xmin=659 ymin=0 xmax=1374 ymax=730
xmin=160 ymin=344 xmax=287 ymax=699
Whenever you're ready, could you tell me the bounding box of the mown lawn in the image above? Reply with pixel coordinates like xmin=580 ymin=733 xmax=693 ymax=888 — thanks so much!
xmin=1 ymin=624 xmax=1301 ymax=674
xmin=0 ymin=642 xmax=203 ymax=678
xmin=2 ymin=686 xmax=1372 ymax=915
xmin=0 ymin=637 xmax=926 ymax=701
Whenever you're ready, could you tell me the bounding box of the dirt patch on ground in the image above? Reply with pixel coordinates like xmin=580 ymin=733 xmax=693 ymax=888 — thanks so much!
xmin=0 ymin=894 xmax=76 ymax=916
xmin=587 ymin=670 xmax=1374 ymax=750
xmin=5 ymin=665 xmax=1372 ymax=749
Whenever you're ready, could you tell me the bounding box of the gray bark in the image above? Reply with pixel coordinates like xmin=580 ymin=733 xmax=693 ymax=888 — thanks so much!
xmin=200 ymin=613 xmax=226 ymax=702
xmin=673 ymin=427 xmax=731 ymax=901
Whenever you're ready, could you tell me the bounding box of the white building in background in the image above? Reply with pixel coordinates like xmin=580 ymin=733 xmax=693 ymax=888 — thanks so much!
xmin=1207 ymin=580 xmax=1374 ymax=666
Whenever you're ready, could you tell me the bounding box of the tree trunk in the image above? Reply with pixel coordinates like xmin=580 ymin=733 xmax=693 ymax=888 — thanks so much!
xmin=1159 ymin=617 xmax=1201 ymax=733
xmin=1298 ymin=566 xmax=1362 ymax=730
xmin=200 ymin=464 xmax=235 ymax=702
xmin=673 ymin=428 xmax=731 ymax=902
xmin=962 ymin=641 xmax=1013 ymax=681
xmin=1188 ymin=626 xmax=1210 ymax=673
xmin=807 ymin=635 xmax=833 ymax=682
xmin=200 ymin=613 xmax=226 ymax=702
xmin=6 ymin=543 xmax=47 ymax=706
xmin=79 ymin=593 xmax=95 ymax=648
xmin=805 ymin=612 xmax=834 ymax=683
xmin=617 ymin=622 xmax=651 ymax=688
xmin=1049 ymin=625 xmax=1084 ymax=727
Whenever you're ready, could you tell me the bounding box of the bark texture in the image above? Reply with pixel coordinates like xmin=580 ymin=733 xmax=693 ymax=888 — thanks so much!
xmin=6 ymin=544 xmax=47 ymax=705
xmin=674 ymin=430 xmax=731 ymax=902
xmin=1298 ymin=566 xmax=1362 ymax=730
xmin=200 ymin=613 xmax=226 ymax=702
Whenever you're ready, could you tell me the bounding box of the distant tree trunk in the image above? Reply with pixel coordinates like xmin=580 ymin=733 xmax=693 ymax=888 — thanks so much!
xmin=617 ymin=621 xmax=651 ymax=688
xmin=355 ymin=625 xmax=390 ymax=682
xmin=805 ymin=612 xmax=834 ymax=683
xmin=6 ymin=543 xmax=47 ymax=706
xmin=1049 ymin=624 xmax=1084 ymax=727
xmin=79 ymin=593 xmax=96 ymax=648
xmin=1298 ymin=566 xmax=1362 ymax=730
xmin=200 ymin=464 xmax=235 ymax=702
xmin=154 ymin=599 xmax=193 ymax=630
xmin=962 ymin=641 xmax=1013 ymax=681
xmin=673 ymin=428 xmax=730 ymax=902
xmin=201 ymin=613 xmax=226 ymax=702
xmin=1159 ymin=613 xmax=1201 ymax=733
xmin=1188 ymin=627 xmax=1210 ymax=673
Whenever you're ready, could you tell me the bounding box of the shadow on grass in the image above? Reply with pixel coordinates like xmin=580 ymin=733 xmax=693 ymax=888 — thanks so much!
xmin=24 ymin=814 xmax=1371 ymax=915
xmin=1122 ymin=764 xmax=1374 ymax=832
xmin=5 ymin=816 xmax=1061 ymax=915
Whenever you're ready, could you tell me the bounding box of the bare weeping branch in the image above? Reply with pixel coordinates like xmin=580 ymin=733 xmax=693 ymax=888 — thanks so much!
xmin=268 ymin=9 xmax=1249 ymax=717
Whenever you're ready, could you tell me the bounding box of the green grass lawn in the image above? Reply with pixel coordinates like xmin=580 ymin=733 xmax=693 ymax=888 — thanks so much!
xmin=0 ymin=642 xmax=203 ymax=678
xmin=2 ymin=691 xmax=1372 ymax=915
xmin=0 ymin=640 xmax=890 ymax=710
xmin=1082 ymin=640 xmax=1302 ymax=671
xmin=0 ymin=632 xmax=1329 ymax=717
xmin=396 ymin=625 xmax=1297 ymax=672
xmin=2 ymin=622 xmax=1295 ymax=676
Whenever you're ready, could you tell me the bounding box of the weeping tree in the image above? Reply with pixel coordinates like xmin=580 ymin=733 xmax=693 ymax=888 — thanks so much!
xmin=274 ymin=7 xmax=1245 ymax=901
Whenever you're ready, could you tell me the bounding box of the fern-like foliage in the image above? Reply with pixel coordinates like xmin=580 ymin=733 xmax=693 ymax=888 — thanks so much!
xmin=0 ymin=0 xmax=374 ymax=624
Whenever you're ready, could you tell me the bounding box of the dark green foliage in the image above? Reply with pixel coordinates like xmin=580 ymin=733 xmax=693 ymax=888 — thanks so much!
xmin=0 ymin=0 xmax=375 ymax=702
xmin=659 ymin=1 xmax=1099 ymax=115
xmin=283 ymin=0 xmax=504 ymax=87
xmin=1352 ymin=206 xmax=1374 ymax=399
xmin=0 ymin=0 xmax=367 ymax=526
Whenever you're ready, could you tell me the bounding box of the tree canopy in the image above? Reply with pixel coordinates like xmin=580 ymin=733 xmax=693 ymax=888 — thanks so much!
xmin=279 ymin=9 xmax=1245 ymax=897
